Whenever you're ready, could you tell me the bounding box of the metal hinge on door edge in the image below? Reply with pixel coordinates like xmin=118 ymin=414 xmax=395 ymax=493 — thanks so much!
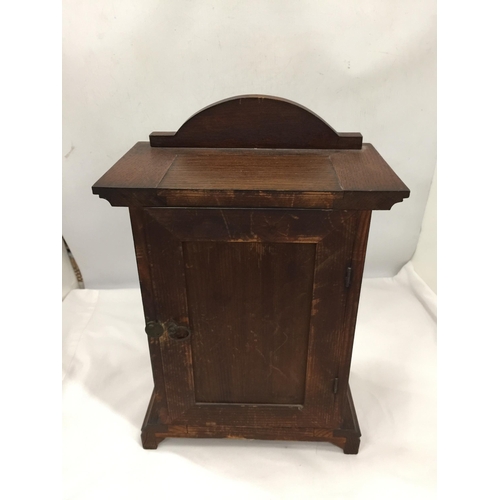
xmin=333 ymin=377 xmax=339 ymax=394
xmin=345 ymin=266 xmax=352 ymax=288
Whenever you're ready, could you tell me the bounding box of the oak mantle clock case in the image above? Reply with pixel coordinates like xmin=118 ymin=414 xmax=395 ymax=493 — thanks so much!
xmin=92 ymin=96 xmax=410 ymax=454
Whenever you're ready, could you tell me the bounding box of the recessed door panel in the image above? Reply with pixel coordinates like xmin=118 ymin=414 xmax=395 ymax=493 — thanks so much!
xmin=183 ymin=241 xmax=316 ymax=405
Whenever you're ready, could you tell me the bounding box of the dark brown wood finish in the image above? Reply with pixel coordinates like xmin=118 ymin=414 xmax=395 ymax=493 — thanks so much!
xmin=140 ymin=384 xmax=361 ymax=453
xmin=93 ymin=144 xmax=409 ymax=210
xmin=135 ymin=208 xmax=360 ymax=430
xmin=149 ymin=95 xmax=362 ymax=149
xmin=184 ymin=241 xmax=316 ymax=405
xmin=93 ymin=95 xmax=410 ymax=454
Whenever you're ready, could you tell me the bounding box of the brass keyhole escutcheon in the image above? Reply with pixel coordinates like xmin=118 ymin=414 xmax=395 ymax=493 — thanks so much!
xmin=167 ymin=320 xmax=191 ymax=341
xmin=145 ymin=321 xmax=164 ymax=338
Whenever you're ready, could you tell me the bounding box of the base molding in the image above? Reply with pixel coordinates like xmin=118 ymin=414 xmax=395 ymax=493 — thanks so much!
xmin=141 ymin=386 xmax=361 ymax=454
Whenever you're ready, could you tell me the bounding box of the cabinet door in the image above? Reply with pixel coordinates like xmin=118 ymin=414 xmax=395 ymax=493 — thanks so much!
xmin=130 ymin=208 xmax=368 ymax=429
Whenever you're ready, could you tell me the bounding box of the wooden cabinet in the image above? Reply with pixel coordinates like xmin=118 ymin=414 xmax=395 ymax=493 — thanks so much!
xmin=92 ymin=95 xmax=409 ymax=454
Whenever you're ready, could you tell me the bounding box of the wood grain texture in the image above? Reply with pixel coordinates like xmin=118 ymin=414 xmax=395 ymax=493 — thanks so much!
xmin=331 ymin=145 xmax=404 ymax=191
xmin=132 ymin=206 xmax=367 ymax=451
xmin=149 ymin=95 xmax=362 ymax=149
xmin=157 ymin=190 xmax=342 ymax=209
xmin=93 ymin=145 xmax=409 ymax=210
xmin=160 ymin=152 xmax=341 ymax=191
xmin=134 ymin=208 xmax=359 ymax=429
xmin=94 ymin=96 xmax=411 ymax=454
xmin=141 ymin=385 xmax=361 ymax=454
xmin=184 ymin=241 xmax=315 ymax=405
xmin=128 ymin=208 xmax=168 ymax=415
xmin=307 ymin=213 xmax=360 ymax=427
xmin=334 ymin=211 xmax=372 ymax=422
xmin=140 ymin=213 xmax=195 ymax=423
xmin=92 ymin=98 xmax=409 ymax=210
xmin=94 ymin=142 xmax=177 ymax=188
xmin=145 ymin=207 xmax=335 ymax=243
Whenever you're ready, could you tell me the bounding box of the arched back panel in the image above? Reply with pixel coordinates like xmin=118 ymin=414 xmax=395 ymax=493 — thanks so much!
xmin=150 ymin=95 xmax=362 ymax=149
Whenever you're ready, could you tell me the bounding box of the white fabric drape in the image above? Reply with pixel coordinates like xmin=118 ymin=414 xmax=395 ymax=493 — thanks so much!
xmin=63 ymin=263 xmax=436 ymax=499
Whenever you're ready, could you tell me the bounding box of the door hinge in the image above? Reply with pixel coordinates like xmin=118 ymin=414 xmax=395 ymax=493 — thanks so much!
xmin=333 ymin=377 xmax=339 ymax=394
xmin=345 ymin=266 xmax=352 ymax=288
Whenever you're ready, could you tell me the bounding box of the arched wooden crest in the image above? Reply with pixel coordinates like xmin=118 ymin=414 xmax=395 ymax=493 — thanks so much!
xmin=150 ymin=95 xmax=362 ymax=149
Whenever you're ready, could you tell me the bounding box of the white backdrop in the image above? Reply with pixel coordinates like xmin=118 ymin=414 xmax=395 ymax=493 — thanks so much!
xmin=63 ymin=0 xmax=436 ymax=288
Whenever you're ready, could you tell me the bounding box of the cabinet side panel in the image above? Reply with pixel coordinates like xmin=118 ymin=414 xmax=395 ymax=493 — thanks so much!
xmin=183 ymin=241 xmax=316 ymax=405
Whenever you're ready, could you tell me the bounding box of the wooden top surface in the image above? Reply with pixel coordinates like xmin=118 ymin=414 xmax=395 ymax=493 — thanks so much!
xmin=93 ymin=96 xmax=409 ymax=209
xmin=160 ymin=151 xmax=341 ymax=191
xmin=92 ymin=142 xmax=410 ymax=210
